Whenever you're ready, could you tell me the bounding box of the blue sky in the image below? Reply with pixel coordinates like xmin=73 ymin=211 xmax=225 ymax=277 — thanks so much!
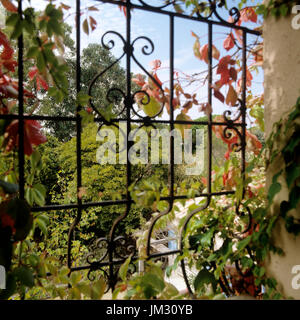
xmin=31 ymin=0 xmax=263 ymax=121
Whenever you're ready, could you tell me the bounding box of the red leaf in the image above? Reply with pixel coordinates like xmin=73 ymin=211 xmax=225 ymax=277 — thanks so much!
xmin=28 ymin=67 xmax=38 ymax=80
xmin=118 ymin=1 xmax=127 ymax=17
xmin=246 ymin=130 xmax=262 ymax=154
xmin=0 ymin=29 xmax=14 ymax=60
xmin=213 ymin=46 xmax=220 ymax=61
xmin=5 ymin=120 xmax=47 ymax=156
xmin=246 ymin=69 xmax=253 ymax=87
xmin=0 ymin=0 xmax=17 ymax=13
xmin=226 ymin=84 xmax=238 ymax=106
xmin=213 ymin=88 xmax=225 ymax=103
xmin=240 ymin=7 xmax=257 ymax=23
xmin=36 ymin=76 xmax=49 ymax=91
xmin=182 ymin=100 xmax=193 ymax=114
xmin=149 ymin=59 xmax=161 ymax=71
xmin=229 ymin=67 xmax=237 ymax=81
xmin=0 ymin=212 xmax=16 ymax=232
xmin=200 ymin=44 xmax=208 ymax=63
xmin=28 ymin=67 xmax=49 ymax=91
xmin=223 ymin=33 xmax=235 ymax=51
xmin=198 ymin=102 xmax=212 ymax=116
xmin=89 ymin=16 xmax=97 ymax=31
xmin=60 ymin=3 xmax=71 ymax=10
xmin=216 ymin=56 xmax=235 ymax=86
xmin=87 ymin=6 xmax=99 ymax=12
xmin=235 ymin=29 xmax=243 ymax=46
xmin=132 ymin=74 xmax=145 ymax=87
xmin=199 ymin=44 xmax=220 ymax=63
xmin=2 ymin=59 xmax=17 ymax=72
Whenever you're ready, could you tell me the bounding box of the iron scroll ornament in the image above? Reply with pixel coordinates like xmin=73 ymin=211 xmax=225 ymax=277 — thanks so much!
xmin=88 ymin=32 xmax=165 ymax=122
xmin=132 ymin=0 xmax=241 ymax=25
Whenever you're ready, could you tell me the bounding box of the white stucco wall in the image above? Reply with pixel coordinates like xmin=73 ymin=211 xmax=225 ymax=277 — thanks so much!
xmin=263 ymin=12 xmax=300 ymax=299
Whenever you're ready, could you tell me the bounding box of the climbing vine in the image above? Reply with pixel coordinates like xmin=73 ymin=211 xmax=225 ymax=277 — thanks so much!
xmin=0 ymin=0 xmax=299 ymax=300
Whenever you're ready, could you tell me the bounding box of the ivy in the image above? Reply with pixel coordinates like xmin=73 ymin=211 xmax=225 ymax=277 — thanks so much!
xmin=256 ymin=0 xmax=298 ymax=18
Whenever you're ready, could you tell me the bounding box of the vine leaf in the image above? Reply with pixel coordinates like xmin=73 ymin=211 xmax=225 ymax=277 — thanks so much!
xmin=223 ymin=33 xmax=235 ymax=51
xmin=268 ymin=182 xmax=281 ymax=203
xmin=286 ymin=165 xmax=300 ymax=189
xmin=83 ymin=18 xmax=89 ymax=35
xmin=194 ymin=269 xmax=217 ymax=293
xmin=0 ymin=0 xmax=17 ymax=13
xmin=119 ymin=255 xmax=132 ymax=281
xmin=226 ymin=84 xmax=238 ymax=106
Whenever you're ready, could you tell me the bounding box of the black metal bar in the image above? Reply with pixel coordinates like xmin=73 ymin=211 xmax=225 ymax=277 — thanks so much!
xmin=0 ymin=113 xmax=247 ymax=127
xmin=18 ymin=0 xmax=25 ymax=200
xmin=169 ymin=14 xmax=175 ymax=205
xmin=30 ymin=191 xmax=235 ymax=212
xmin=92 ymin=0 xmax=261 ymax=36
xmin=241 ymin=30 xmax=247 ymax=198
xmin=207 ymin=22 xmax=213 ymax=197
xmin=67 ymin=0 xmax=82 ymax=270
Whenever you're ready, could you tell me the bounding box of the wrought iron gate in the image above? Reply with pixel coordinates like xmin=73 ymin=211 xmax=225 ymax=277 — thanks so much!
xmin=10 ymin=0 xmax=261 ymax=296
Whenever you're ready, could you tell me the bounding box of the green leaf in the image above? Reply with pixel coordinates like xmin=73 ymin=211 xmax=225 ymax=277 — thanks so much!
xmin=78 ymin=109 xmax=95 ymax=126
xmin=33 ymin=184 xmax=46 ymax=199
xmin=30 ymin=150 xmax=42 ymax=169
xmin=268 ymin=182 xmax=281 ymax=203
xmin=286 ymin=165 xmax=300 ymax=189
xmin=91 ymin=278 xmax=105 ymax=299
xmin=279 ymin=4 xmax=288 ymax=16
xmin=237 ymin=236 xmax=251 ymax=251
xmin=112 ymin=287 xmax=122 ymax=300
xmin=240 ymin=256 xmax=253 ymax=270
xmin=77 ymin=282 xmax=92 ymax=298
xmin=289 ymin=186 xmax=300 ymax=209
xmin=77 ymin=92 xmax=91 ymax=106
xmin=6 ymin=13 xmax=19 ymax=26
xmin=32 ymin=188 xmax=45 ymax=206
xmin=13 ymin=267 xmax=34 ymax=287
xmin=254 ymin=266 xmax=265 ymax=278
xmin=25 ymin=188 xmax=34 ymax=206
xmin=70 ymin=272 xmax=81 ymax=286
xmin=200 ymin=228 xmax=214 ymax=247
xmin=37 ymin=51 xmax=46 ymax=72
xmin=83 ymin=18 xmax=89 ymax=35
xmin=27 ymin=46 xmax=39 ymax=59
xmin=119 ymin=255 xmax=132 ymax=281
xmin=175 ymin=112 xmax=192 ymax=136
xmin=10 ymin=19 xmax=23 ymax=39
xmin=194 ymin=269 xmax=217 ymax=293
xmin=141 ymin=273 xmax=165 ymax=292
xmin=250 ymin=104 xmax=264 ymax=132
xmin=141 ymin=96 xmax=162 ymax=118
xmin=36 ymin=217 xmax=48 ymax=236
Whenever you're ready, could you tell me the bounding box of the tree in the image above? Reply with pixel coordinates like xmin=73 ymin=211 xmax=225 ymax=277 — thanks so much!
xmin=39 ymin=43 xmax=127 ymax=141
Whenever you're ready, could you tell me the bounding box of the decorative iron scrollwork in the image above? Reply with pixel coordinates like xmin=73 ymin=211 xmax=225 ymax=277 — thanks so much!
xmin=85 ymin=235 xmax=137 ymax=288
xmin=135 ymin=0 xmax=241 ymax=25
